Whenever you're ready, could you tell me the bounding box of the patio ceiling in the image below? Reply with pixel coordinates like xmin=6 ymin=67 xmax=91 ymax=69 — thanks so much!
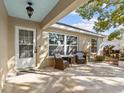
xmin=4 ymin=0 xmax=88 ymax=29
xmin=4 ymin=0 xmax=59 ymax=22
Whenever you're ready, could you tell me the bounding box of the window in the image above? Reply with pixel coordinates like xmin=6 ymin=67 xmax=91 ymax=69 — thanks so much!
xmin=91 ymin=39 xmax=97 ymax=53
xmin=66 ymin=35 xmax=77 ymax=55
xmin=19 ymin=30 xmax=33 ymax=58
xmin=49 ymin=33 xmax=78 ymax=56
xmin=49 ymin=33 xmax=64 ymax=56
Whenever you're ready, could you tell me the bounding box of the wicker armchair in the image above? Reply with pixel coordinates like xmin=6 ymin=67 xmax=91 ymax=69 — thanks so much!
xmin=54 ymin=53 xmax=69 ymax=70
xmin=75 ymin=51 xmax=86 ymax=64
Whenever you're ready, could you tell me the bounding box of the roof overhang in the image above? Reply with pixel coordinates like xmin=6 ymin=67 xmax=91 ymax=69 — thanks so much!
xmin=40 ymin=0 xmax=88 ymax=29
xmin=50 ymin=23 xmax=105 ymax=38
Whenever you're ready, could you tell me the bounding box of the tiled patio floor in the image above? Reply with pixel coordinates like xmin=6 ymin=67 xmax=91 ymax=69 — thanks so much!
xmin=4 ymin=63 xmax=124 ymax=93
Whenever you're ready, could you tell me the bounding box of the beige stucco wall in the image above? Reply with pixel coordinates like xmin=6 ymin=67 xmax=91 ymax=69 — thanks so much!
xmin=8 ymin=17 xmax=103 ymax=68
xmin=8 ymin=17 xmax=50 ymax=68
xmin=0 ymin=0 xmax=9 ymax=69
xmin=0 ymin=0 xmax=9 ymax=90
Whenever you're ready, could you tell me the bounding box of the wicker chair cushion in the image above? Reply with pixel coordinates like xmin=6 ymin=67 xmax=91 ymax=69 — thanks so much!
xmin=76 ymin=53 xmax=84 ymax=59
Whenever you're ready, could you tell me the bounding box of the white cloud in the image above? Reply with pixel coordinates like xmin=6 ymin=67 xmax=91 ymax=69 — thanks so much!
xmin=73 ymin=22 xmax=94 ymax=31
xmin=69 ymin=11 xmax=79 ymax=15
xmin=102 ymin=3 xmax=107 ymax=8
xmin=72 ymin=17 xmax=97 ymax=31
xmin=116 ymin=25 xmax=124 ymax=29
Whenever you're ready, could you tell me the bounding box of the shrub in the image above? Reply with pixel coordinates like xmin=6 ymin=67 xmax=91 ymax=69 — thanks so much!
xmin=105 ymin=56 xmax=111 ymax=61
xmin=95 ymin=55 xmax=105 ymax=62
xmin=120 ymin=52 xmax=124 ymax=57
xmin=119 ymin=57 xmax=124 ymax=61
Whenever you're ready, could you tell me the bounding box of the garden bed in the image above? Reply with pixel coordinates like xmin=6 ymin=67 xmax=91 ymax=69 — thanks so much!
xmin=106 ymin=58 xmax=119 ymax=65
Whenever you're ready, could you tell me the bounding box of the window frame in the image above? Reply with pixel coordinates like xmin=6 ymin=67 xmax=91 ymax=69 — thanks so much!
xmin=48 ymin=32 xmax=78 ymax=57
xmin=65 ymin=35 xmax=78 ymax=55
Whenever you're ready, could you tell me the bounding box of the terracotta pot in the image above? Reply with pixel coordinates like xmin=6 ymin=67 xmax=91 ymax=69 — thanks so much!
xmin=108 ymin=58 xmax=118 ymax=65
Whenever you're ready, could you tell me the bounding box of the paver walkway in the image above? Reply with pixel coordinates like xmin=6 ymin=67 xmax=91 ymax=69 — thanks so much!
xmin=4 ymin=63 xmax=124 ymax=93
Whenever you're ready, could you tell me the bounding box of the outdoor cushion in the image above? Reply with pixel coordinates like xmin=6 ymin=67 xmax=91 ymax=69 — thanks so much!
xmin=75 ymin=51 xmax=86 ymax=64
xmin=76 ymin=53 xmax=84 ymax=59
xmin=54 ymin=53 xmax=62 ymax=58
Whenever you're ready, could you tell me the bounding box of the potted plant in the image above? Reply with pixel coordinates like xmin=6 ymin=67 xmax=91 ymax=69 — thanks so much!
xmin=118 ymin=57 xmax=124 ymax=67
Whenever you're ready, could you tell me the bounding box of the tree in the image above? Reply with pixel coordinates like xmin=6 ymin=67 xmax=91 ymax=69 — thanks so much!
xmin=76 ymin=0 xmax=124 ymax=33
xmin=108 ymin=28 xmax=124 ymax=41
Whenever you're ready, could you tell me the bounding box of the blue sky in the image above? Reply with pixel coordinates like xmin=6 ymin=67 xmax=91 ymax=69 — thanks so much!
xmin=59 ymin=11 xmax=115 ymax=35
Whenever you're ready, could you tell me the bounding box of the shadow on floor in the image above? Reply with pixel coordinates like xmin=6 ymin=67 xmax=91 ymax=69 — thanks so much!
xmin=4 ymin=63 xmax=124 ymax=93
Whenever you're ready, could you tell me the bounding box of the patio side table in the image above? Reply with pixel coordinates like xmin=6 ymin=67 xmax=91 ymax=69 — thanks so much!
xmin=62 ymin=55 xmax=74 ymax=66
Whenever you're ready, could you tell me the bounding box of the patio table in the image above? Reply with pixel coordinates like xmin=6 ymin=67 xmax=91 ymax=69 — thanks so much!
xmin=61 ymin=55 xmax=75 ymax=66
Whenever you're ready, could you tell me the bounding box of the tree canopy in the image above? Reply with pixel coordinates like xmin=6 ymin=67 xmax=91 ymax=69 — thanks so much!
xmin=108 ymin=28 xmax=124 ymax=41
xmin=77 ymin=0 xmax=124 ymax=33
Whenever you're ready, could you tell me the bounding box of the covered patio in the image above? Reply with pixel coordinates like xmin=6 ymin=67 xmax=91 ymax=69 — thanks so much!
xmin=1 ymin=0 xmax=124 ymax=93
xmin=5 ymin=63 xmax=124 ymax=93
